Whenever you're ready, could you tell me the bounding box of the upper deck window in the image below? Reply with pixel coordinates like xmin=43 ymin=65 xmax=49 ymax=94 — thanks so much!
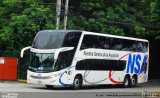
xmin=80 ymin=34 xmax=148 ymax=52
xmin=32 ymin=30 xmax=81 ymax=49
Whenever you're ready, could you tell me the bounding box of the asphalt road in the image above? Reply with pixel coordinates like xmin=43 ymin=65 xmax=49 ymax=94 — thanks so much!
xmin=0 ymin=80 xmax=160 ymax=98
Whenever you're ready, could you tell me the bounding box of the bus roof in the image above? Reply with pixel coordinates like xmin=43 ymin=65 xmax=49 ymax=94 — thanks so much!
xmin=39 ymin=30 xmax=81 ymax=33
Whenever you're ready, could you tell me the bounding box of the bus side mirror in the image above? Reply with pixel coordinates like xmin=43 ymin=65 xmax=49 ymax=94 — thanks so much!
xmin=54 ymin=47 xmax=74 ymax=60
xmin=20 ymin=46 xmax=31 ymax=58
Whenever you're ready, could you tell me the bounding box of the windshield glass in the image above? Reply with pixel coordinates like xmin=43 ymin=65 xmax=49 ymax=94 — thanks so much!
xmin=32 ymin=30 xmax=66 ymax=49
xmin=32 ymin=30 xmax=81 ymax=49
xmin=29 ymin=52 xmax=55 ymax=72
xmin=29 ymin=50 xmax=74 ymax=72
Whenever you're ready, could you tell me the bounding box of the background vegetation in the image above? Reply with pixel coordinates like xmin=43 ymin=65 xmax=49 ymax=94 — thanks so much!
xmin=0 ymin=0 xmax=160 ymax=79
xmin=0 ymin=0 xmax=160 ymax=50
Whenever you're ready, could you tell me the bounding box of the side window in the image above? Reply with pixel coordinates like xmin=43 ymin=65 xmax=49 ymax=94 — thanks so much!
xmin=122 ymin=39 xmax=137 ymax=51
xmin=110 ymin=38 xmax=137 ymax=52
xmin=117 ymin=60 xmax=126 ymax=70
xmin=80 ymin=35 xmax=95 ymax=50
xmin=105 ymin=60 xmax=126 ymax=71
xmin=137 ymin=41 xmax=148 ymax=52
xmin=76 ymin=60 xmax=86 ymax=70
xmin=80 ymin=35 xmax=109 ymax=50
xmin=62 ymin=32 xmax=81 ymax=48
xmin=96 ymin=36 xmax=109 ymax=49
xmin=137 ymin=41 xmax=143 ymax=52
xmin=110 ymin=38 xmax=123 ymax=50
xmin=55 ymin=50 xmax=74 ymax=70
xmin=76 ymin=59 xmax=126 ymax=71
xmin=143 ymin=42 xmax=148 ymax=52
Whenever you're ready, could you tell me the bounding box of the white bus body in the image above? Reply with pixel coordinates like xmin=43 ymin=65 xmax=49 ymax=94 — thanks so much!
xmin=21 ymin=30 xmax=149 ymax=89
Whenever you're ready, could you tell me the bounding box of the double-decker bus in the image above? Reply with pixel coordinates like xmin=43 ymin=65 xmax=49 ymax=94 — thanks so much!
xmin=21 ymin=30 xmax=149 ymax=89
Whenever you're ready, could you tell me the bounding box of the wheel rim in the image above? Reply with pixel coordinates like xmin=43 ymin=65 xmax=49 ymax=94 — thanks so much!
xmin=124 ymin=78 xmax=129 ymax=86
xmin=131 ymin=78 xmax=136 ymax=85
xmin=74 ymin=78 xmax=80 ymax=87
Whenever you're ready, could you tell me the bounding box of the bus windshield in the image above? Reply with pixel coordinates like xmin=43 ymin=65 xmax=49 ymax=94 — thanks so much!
xmin=29 ymin=51 xmax=73 ymax=72
xmin=29 ymin=52 xmax=56 ymax=72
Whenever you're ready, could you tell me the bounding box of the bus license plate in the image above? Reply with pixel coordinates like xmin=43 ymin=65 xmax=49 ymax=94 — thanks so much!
xmin=37 ymin=80 xmax=42 ymax=84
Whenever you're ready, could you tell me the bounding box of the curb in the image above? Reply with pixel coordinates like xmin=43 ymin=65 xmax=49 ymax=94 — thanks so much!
xmin=17 ymin=79 xmax=27 ymax=83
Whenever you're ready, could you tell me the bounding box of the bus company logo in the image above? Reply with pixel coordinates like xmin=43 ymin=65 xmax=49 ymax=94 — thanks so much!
xmin=126 ymin=54 xmax=148 ymax=74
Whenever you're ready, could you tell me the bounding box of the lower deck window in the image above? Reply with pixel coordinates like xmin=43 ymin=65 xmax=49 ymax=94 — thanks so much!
xmin=76 ymin=59 xmax=126 ymax=71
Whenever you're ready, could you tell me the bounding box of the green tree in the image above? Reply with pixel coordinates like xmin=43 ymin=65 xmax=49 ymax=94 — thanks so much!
xmin=0 ymin=0 xmax=56 ymax=50
xmin=0 ymin=0 xmax=160 ymax=51
xmin=68 ymin=0 xmax=160 ymax=39
xmin=149 ymin=0 xmax=160 ymax=40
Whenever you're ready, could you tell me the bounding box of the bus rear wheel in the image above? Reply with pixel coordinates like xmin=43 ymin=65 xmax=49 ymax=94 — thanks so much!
xmin=72 ymin=75 xmax=82 ymax=89
xmin=123 ymin=76 xmax=131 ymax=87
xmin=131 ymin=76 xmax=137 ymax=87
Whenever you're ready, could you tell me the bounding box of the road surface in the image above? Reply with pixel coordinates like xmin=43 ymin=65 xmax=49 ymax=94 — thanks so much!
xmin=0 ymin=80 xmax=160 ymax=98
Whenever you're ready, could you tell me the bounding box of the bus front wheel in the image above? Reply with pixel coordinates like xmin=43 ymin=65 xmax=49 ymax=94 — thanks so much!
xmin=72 ymin=75 xmax=82 ymax=89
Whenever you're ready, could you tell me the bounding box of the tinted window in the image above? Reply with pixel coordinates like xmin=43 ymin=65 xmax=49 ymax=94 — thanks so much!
xmin=76 ymin=59 xmax=126 ymax=71
xmin=62 ymin=32 xmax=81 ymax=48
xmin=110 ymin=38 xmax=137 ymax=51
xmin=54 ymin=50 xmax=74 ymax=70
xmin=80 ymin=34 xmax=148 ymax=52
xmin=80 ymin=35 xmax=109 ymax=50
xmin=32 ymin=31 xmax=66 ymax=49
xmin=97 ymin=36 xmax=109 ymax=49
xmin=110 ymin=38 xmax=123 ymax=50
xmin=122 ymin=39 xmax=137 ymax=51
xmin=137 ymin=41 xmax=148 ymax=52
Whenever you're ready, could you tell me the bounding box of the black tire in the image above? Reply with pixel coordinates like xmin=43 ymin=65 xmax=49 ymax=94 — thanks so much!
xmin=45 ymin=85 xmax=54 ymax=89
xmin=131 ymin=76 xmax=137 ymax=87
xmin=72 ymin=76 xmax=82 ymax=89
xmin=123 ymin=76 xmax=131 ymax=87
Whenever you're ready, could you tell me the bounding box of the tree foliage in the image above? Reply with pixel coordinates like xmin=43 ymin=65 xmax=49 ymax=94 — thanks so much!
xmin=69 ymin=0 xmax=160 ymax=39
xmin=0 ymin=0 xmax=55 ymax=50
xmin=0 ymin=0 xmax=160 ymax=51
